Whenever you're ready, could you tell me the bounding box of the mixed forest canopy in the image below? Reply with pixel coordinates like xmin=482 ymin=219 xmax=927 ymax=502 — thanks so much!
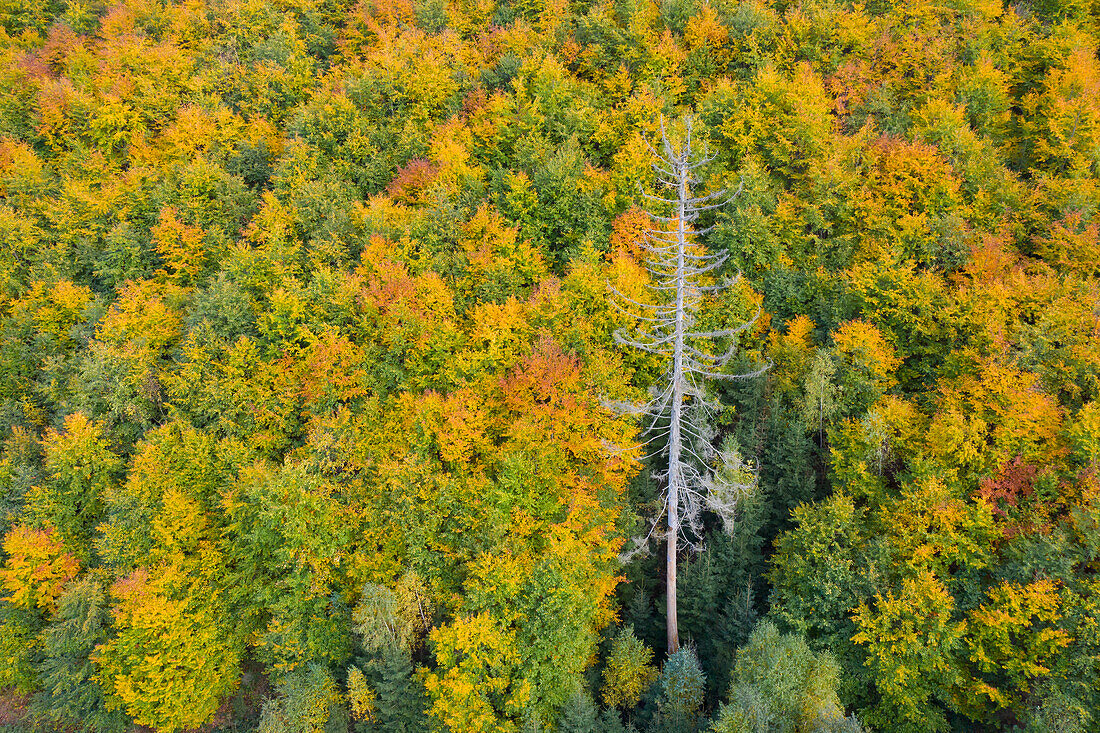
xmin=0 ymin=0 xmax=1098 ymax=731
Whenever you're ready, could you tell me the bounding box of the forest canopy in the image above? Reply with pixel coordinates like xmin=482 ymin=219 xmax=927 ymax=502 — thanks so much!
xmin=0 ymin=0 xmax=1099 ymax=731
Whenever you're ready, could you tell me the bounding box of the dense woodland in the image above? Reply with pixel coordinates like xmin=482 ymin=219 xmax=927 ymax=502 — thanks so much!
xmin=1 ymin=0 xmax=1099 ymax=730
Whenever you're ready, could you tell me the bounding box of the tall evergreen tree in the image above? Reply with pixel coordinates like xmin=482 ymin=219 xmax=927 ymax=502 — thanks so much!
xmin=373 ymin=646 xmax=428 ymax=733
xmin=33 ymin=579 xmax=127 ymax=732
xmin=557 ymin=689 xmax=599 ymax=733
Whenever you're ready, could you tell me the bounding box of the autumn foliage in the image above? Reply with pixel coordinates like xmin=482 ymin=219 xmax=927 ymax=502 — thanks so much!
xmin=0 ymin=0 xmax=1099 ymax=730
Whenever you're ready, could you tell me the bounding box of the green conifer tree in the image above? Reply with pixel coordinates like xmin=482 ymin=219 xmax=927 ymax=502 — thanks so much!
xmin=598 ymin=708 xmax=629 ymax=733
xmin=33 ymin=579 xmax=128 ymax=732
xmin=373 ymin=646 xmax=428 ymax=733
xmin=557 ymin=689 xmax=599 ymax=733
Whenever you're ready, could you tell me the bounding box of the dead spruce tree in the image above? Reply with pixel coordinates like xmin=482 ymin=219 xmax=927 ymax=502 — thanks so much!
xmin=611 ymin=118 xmax=768 ymax=653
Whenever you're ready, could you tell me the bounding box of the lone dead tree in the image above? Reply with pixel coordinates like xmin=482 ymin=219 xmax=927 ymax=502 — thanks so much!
xmin=611 ymin=118 xmax=768 ymax=654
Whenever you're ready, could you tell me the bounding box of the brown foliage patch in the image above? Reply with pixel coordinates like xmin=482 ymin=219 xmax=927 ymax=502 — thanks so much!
xmin=387 ymin=159 xmax=438 ymax=204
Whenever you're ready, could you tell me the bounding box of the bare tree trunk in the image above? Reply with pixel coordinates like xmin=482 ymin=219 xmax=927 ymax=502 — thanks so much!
xmin=666 ymin=145 xmax=688 ymax=654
